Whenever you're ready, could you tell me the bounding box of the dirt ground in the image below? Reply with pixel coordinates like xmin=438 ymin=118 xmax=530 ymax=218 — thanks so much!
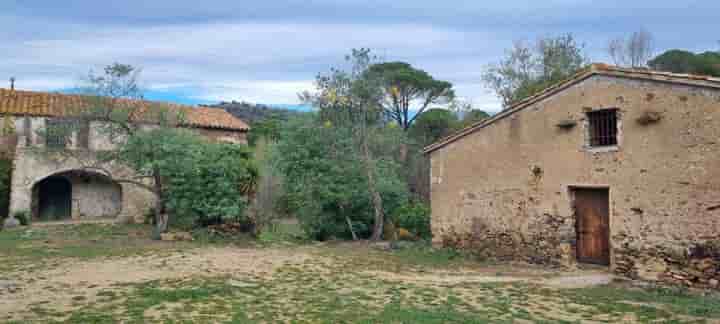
xmin=1 ymin=224 xmax=719 ymax=323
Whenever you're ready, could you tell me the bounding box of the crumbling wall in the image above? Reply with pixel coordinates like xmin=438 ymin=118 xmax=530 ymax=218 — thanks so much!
xmin=430 ymin=75 xmax=720 ymax=287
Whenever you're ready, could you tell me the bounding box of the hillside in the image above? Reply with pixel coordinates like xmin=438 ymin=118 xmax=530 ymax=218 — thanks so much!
xmin=201 ymin=101 xmax=304 ymax=125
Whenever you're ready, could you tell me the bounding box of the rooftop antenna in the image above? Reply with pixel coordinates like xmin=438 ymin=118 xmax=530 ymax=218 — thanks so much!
xmin=9 ymin=77 xmax=15 ymax=91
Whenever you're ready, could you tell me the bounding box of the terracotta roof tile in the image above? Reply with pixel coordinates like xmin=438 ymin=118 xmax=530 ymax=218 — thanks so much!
xmin=423 ymin=63 xmax=720 ymax=154
xmin=0 ymin=88 xmax=249 ymax=131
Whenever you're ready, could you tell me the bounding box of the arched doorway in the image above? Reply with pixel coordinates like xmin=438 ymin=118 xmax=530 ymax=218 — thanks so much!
xmin=31 ymin=170 xmax=123 ymax=221
xmin=36 ymin=176 xmax=73 ymax=221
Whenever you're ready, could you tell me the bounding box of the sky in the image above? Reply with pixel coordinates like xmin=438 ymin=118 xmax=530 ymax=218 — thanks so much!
xmin=1 ymin=1 xmax=718 ymax=112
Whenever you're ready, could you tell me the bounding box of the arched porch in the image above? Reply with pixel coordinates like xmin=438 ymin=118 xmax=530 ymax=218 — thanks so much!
xmin=31 ymin=170 xmax=123 ymax=221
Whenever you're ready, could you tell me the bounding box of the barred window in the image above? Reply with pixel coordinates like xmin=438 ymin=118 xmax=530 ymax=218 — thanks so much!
xmin=45 ymin=118 xmax=74 ymax=149
xmin=587 ymin=109 xmax=618 ymax=147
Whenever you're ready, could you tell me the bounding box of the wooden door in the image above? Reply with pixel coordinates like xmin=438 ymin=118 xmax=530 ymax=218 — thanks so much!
xmin=574 ymin=188 xmax=610 ymax=265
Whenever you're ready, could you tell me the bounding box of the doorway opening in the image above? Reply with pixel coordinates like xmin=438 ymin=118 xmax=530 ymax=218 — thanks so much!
xmin=35 ymin=176 xmax=73 ymax=221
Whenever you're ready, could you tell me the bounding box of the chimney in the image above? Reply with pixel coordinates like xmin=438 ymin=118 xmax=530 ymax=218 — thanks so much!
xmin=9 ymin=77 xmax=15 ymax=91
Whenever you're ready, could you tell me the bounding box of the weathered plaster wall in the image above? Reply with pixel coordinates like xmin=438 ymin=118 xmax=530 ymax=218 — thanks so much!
xmin=430 ymin=75 xmax=720 ymax=287
xmin=9 ymin=149 xmax=154 ymax=223
xmin=66 ymin=172 xmax=123 ymax=219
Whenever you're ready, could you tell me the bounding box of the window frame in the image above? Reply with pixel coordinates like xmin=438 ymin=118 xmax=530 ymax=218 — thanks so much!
xmin=585 ymin=108 xmax=619 ymax=149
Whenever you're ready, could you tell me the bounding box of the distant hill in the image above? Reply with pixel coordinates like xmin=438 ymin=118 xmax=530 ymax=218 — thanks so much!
xmin=201 ymin=101 xmax=306 ymax=125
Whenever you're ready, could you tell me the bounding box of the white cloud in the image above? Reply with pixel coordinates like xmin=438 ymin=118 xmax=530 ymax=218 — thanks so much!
xmin=3 ymin=1 xmax=718 ymax=107
xmin=187 ymin=80 xmax=316 ymax=104
xmin=1 ymin=20 xmax=487 ymax=104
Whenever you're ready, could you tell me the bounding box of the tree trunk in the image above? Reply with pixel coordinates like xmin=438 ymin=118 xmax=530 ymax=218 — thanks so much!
xmin=363 ymin=132 xmax=385 ymax=242
xmin=151 ymin=168 xmax=168 ymax=240
xmin=345 ymin=215 xmax=358 ymax=241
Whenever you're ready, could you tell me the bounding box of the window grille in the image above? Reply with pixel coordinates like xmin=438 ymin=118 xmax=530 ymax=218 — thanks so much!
xmin=587 ymin=109 xmax=618 ymax=147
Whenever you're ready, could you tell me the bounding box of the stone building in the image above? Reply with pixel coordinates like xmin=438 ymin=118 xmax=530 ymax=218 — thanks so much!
xmin=1 ymin=88 xmax=249 ymax=224
xmin=425 ymin=64 xmax=720 ymax=286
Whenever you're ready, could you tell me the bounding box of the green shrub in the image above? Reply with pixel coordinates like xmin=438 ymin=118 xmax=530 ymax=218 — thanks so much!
xmin=120 ymin=128 xmax=258 ymax=231
xmin=273 ymin=117 xmax=409 ymax=241
xmin=165 ymin=142 xmax=258 ymax=228
xmin=13 ymin=210 xmax=30 ymax=226
xmin=392 ymin=203 xmax=431 ymax=240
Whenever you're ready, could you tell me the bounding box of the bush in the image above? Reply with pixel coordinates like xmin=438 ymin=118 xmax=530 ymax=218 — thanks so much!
xmin=392 ymin=203 xmax=432 ymax=240
xmin=120 ymin=128 xmax=259 ymax=231
xmin=273 ymin=117 xmax=409 ymax=241
xmin=13 ymin=210 xmax=30 ymax=226
xmin=166 ymin=143 xmax=258 ymax=229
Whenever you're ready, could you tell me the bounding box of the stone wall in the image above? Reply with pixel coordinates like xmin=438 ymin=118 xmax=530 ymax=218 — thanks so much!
xmin=429 ymin=75 xmax=720 ymax=287
xmin=9 ymin=149 xmax=154 ymax=223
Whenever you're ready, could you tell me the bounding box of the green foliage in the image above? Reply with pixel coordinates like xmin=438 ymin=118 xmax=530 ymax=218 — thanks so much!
xmin=204 ymin=101 xmax=301 ymax=125
xmin=408 ymin=108 xmax=459 ymax=146
xmin=118 ymin=128 xmax=258 ymax=228
xmin=247 ymin=117 xmax=282 ymax=146
xmin=649 ymin=49 xmax=720 ymax=76
xmin=273 ymin=116 xmax=408 ymax=240
xmin=12 ymin=210 xmax=29 ymax=226
xmin=484 ymin=34 xmax=588 ymax=108
xmin=392 ymin=203 xmax=432 ymax=240
xmin=257 ymin=221 xmax=308 ymax=245
xmin=1 ymin=115 xmax=15 ymax=136
xmin=252 ymin=138 xmax=287 ymax=232
xmin=169 ymin=143 xmax=257 ymax=226
xmin=367 ymin=61 xmax=455 ymax=130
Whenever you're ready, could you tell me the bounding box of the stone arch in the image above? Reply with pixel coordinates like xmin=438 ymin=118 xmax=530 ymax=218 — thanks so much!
xmin=31 ymin=169 xmax=123 ymax=221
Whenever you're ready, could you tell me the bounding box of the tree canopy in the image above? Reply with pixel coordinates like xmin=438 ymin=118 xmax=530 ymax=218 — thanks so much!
xmin=483 ymin=34 xmax=588 ymax=109
xmin=649 ymin=49 xmax=720 ymax=77
xmin=367 ymin=62 xmax=455 ymax=130
xmin=408 ymin=108 xmax=459 ymax=146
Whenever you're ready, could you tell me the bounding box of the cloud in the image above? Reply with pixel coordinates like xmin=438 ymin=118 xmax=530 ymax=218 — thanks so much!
xmin=2 ymin=0 xmax=718 ymax=113
xmin=1 ymin=19 xmax=493 ymax=105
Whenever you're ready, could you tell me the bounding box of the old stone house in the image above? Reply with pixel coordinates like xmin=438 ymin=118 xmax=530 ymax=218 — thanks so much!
xmin=0 ymin=88 xmax=249 ymax=224
xmin=425 ymin=64 xmax=720 ymax=286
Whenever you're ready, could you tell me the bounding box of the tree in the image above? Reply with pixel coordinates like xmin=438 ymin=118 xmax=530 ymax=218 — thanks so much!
xmin=607 ymin=30 xmax=654 ymax=68
xmin=273 ymin=116 xmax=407 ymax=241
xmin=367 ymin=62 xmax=455 ymax=130
xmin=483 ymin=34 xmax=588 ymax=108
xmin=408 ymin=108 xmax=458 ymax=146
xmin=296 ymin=49 xmax=411 ymax=241
xmin=649 ymin=50 xmax=720 ymax=76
